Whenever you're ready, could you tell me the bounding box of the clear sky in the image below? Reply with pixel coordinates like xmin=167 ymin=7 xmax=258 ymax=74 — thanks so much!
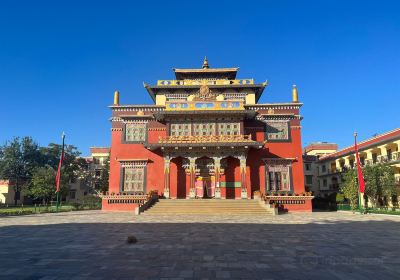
xmin=1 ymin=0 xmax=399 ymax=155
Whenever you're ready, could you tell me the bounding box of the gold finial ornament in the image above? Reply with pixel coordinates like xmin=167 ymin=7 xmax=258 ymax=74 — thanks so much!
xmin=202 ymin=56 xmax=209 ymax=69
xmin=114 ymin=90 xmax=120 ymax=105
xmin=292 ymin=85 xmax=298 ymax=103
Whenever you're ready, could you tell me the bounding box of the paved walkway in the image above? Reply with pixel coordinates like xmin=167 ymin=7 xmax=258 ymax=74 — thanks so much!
xmin=0 ymin=211 xmax=399 ymax=279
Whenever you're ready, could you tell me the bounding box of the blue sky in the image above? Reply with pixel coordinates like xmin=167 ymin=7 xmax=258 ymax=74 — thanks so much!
xmin=0 ymin=0 xmax=399 ymax=155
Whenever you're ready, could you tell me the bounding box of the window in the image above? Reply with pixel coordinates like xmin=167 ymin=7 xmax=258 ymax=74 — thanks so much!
xmin=266 ymin=121 xmax=289 ymax=141
xmin=321 ymin=165 xmax=326 ymax=173
xmin=323 ymin=179 xmax=328 ymax=188
xmin=69 ymin=190 xmax=76 ymax=199
xmin=266 ymin=164 xmax=291 ymax=191
xmin=125 ymin=123 xmax=146 ymax=142
xmin=349 ymin=159 xmax=354 ymax=168
xmin=305 ymin=175 xmax=313 ymax=185
xmin=387 ymin=149 xmax=392 ymax=160
xmin=218 ymin=122 xmax=240 ymax=135
xmin=123 ymin=168 xmax=145 ymax=192
xmin=170 ymin=123 xmax=191 ymax=136
xmin=360 ymin=157 xmax=365 ymax=166
xmin=305 ymin=163 xmax=311 ymax=171
xmin=193 ymin=122 xmax=215 ymax=136
xmin=372 ymin=153 xmax=377 ymax=164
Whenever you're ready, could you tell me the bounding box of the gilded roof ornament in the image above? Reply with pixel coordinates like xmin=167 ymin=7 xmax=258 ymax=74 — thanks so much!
xmin=194 ymin=81 xmax=217 ymax=101
xmin=202 ymin=56 xmax=209 ymax=69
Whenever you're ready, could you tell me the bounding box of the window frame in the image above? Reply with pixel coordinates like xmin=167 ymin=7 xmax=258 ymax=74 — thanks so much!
xmin=122 ymin=122 xmax=148 ymax=144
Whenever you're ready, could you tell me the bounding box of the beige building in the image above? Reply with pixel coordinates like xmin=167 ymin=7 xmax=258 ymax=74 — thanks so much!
xmin=304 ymin=128 xmax=400 ymax=198
xmin=303 ymin=143 xmax=338 ymax=196
xmin=66 ymin=147 xmax=110 ymax=203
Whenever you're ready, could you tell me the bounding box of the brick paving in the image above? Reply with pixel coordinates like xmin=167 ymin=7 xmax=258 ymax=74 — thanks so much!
xmin=0 ymin=211 xmax=399 ymax=279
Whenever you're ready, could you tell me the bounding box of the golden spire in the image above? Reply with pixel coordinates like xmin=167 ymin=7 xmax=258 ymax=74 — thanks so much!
xmin=114 ymin=90 xmax=120 ymax=105
xmin=202 ymin=56 xmax=209 ymax=69
xmin=292 ymin=85 xmax=298 ymax=103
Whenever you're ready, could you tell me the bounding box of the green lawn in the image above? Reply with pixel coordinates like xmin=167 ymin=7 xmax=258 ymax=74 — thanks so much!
xmin=0 ymin=205 xmax=98 ymax=216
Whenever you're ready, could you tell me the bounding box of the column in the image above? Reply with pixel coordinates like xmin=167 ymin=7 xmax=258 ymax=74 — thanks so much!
xmin=189 ymin=157 xmax=196 ymax=198
xmin=378 ymin=145 xmax=388 ymax=163
xmin=164 ymin=156 xmax=171 ymax=198
xmin=239 ymin=155 xmax=248 ymax=199
xmin=365 ymin=149 xmax=374 ymax=165
xmin=213 ymin=157 xmax=222 ymax=199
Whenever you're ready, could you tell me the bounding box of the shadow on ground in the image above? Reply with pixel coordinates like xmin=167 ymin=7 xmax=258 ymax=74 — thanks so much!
xmin=0 ymin=220 xmax=400 ymax=279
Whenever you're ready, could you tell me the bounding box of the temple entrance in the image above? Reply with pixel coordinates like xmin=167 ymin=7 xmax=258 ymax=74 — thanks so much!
xmin=195 ymin=157 xmax=215 ymax=198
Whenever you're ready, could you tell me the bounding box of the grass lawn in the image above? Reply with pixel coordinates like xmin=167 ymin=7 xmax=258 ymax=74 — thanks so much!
xmin=0 ymin=205 xmax=82 ymax=216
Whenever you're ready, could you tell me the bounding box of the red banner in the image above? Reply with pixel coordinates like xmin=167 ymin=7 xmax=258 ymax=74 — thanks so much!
xmin=354 ymin=136 xmax=365 ymax=193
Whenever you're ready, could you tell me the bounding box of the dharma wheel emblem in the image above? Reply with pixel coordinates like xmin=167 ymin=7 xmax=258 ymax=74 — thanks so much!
xmin=195 ymin=84 xmax=217 ymax=101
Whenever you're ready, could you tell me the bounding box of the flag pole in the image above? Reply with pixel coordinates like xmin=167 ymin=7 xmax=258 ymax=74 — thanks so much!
xmin=354 ymin=131 xmax=366 ymax=214
xmin=56 ymin=132 xmax=65 ymax=212
xmin=354 ymin=132 xmax=361 ymax=213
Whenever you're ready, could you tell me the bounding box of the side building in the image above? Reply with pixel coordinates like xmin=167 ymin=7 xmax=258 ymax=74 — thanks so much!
xmin=305 ymin=128 xmax=400 ymax=199
xmin=303 ymin=143 xmax=338 ymax=196
xmin=66 ymin=147 xmax=110 ymax=203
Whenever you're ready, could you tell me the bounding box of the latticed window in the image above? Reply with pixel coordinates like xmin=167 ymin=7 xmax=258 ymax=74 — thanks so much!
xmin=218 ymin=123 xmax=240 ymax=135
xmin=123 ymin=168 xmax=145 ymax=192
xmin=193 ymin=123 xmax=215 ymax=136
xmin=266 ymin=165 xmax=290 ymax=191
xmin=170 ymin=123 xmax=191 ymax=136
xmin=125 ymin=123 xmax=146 ymax=142
xmin=266 ymin=121 xmax=289 ymax=140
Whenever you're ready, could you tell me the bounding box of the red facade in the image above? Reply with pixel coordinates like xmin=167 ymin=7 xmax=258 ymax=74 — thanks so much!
xmin=107 ymin=61 xmax=311 ymax=212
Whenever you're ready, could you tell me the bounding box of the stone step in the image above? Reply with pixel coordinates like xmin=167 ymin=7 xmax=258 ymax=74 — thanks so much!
xmin=143 ymin=199 xmax=272 ymax=216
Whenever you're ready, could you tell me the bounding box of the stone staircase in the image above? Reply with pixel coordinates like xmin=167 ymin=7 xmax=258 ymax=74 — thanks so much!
xmin=142 ymin=199 xmax=274 ymax=216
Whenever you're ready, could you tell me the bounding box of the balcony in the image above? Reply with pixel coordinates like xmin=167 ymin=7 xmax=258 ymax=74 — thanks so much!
xmin=145 ymin=134 xmax=265 ymax=150
xmin=157 ymin=79 xmax=254 ymax=86
xmin=158 ymin=134 xmax=255 ymax=144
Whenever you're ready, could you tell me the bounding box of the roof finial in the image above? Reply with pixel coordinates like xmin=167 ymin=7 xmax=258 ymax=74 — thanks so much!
xmin=202 ymin=56 xmax=209 ymax=69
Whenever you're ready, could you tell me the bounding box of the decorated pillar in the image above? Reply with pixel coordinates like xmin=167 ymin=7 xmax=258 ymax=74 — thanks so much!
xmin=189 ymin=157 xmax=196 ymax=198
xmin=164 ymin=156 xmax=171 ymax=198
xmin=213 ymin=157 xmax=222 ymax=199
xmin=239 ymin=155 xmax=248 ymax=199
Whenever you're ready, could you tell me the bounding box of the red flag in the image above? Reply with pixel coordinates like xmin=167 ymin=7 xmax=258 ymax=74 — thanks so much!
xmin=354 ymin=135 xmax=365 ymax=193
xmin=55 ymin=134 xmax=65 ymax=193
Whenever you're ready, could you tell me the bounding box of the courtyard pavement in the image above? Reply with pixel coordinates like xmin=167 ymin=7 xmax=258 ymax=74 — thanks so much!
xmin=0 ymin=211 xmax=399 ymax=279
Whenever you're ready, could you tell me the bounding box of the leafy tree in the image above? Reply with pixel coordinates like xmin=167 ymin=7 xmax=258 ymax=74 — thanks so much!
xmin=73 ymin=157 xmax=109 ymax=194
xmin=340 ymin=169 xmax=359 ymax=210
xmin=26 ymin=166 xmax=69 ymax=203
xmin=97 ymin=157 xmax=109 ymax=193
xmin=40 ymin=143 xmax=81 ymax=182
xmin=0 ymin=137 xmax=42 ymax=204
xmin=363 ymin=164 xmax=397 ymax=207
xmin=341 ymin=164 xmax=398 ymax=209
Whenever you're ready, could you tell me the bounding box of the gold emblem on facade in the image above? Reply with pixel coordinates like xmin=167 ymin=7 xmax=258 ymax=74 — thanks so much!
xmin=194 ymin=83 xmax=217 ymax=101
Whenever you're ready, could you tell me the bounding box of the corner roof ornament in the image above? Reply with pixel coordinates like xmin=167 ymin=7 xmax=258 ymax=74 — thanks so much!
xmin=202 ymin=56 xmax=209 ymax=69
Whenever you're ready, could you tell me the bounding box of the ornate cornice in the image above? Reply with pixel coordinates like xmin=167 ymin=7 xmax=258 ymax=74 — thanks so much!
xmin=117 ymin=159 xmax=149 ymax=167
xmin=109 ymin=105 xmax=165 ymax=112
xmin=246 ymin=103 xmax=303 ymax=110
xmin=148 ymin=127 xmax=166 ymax=131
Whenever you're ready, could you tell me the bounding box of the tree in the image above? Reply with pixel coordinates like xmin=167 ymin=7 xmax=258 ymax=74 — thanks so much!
xmin=364 ymin=164 xmax=396 ymax=207
xmin=73 ymin=157 xmax=109 ymax=194
xmin=26 ymin=166 xmax=69 ymax=203
xmin=97 ymin=157 xmax=109 ymax=193
xmin=340 ymin=169 xmax=359 ymax=210
xmin=0 ymin=137 xmax=42 ymax=204
xmin=341 ymin=164 xmax=398 ymax=209
xmin=40 ymin=143 xmax=81 ymax=182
